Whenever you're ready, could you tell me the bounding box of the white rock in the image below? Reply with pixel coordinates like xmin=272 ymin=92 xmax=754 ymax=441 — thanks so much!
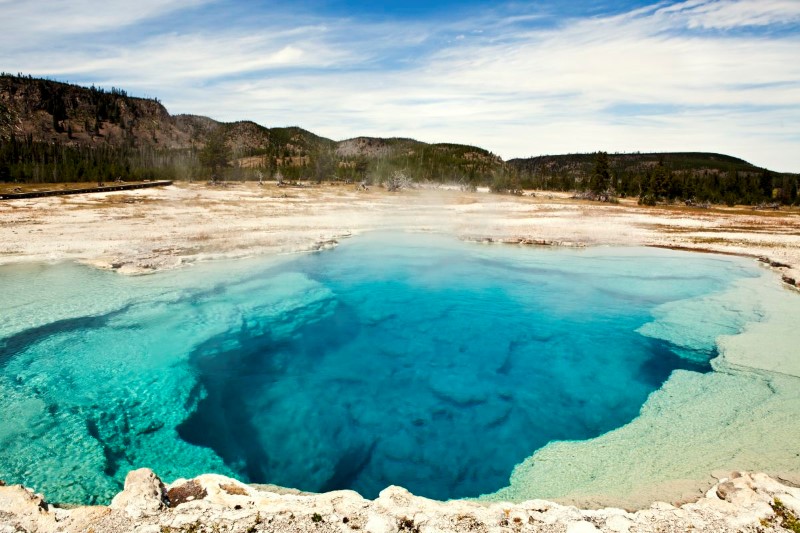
xmin=1 ymin=470 xmax=797 ymax=532
xmin=109 ymin=468 xmax=167 ymax=519
xmin=364 ymin=513 xmax=393 ymax=533
xmin=605 ymin=514 xmax=633 ymax=532
xmin=566 ymin=521 xmax=600 ymax=532
xmin=133 ymin=526 xmax=162 ymax=533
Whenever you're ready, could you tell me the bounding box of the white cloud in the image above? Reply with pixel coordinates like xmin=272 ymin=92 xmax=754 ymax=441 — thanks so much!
xmin=1 ymin=0 xmax=799 ymax=171
xmin=658 ymin=0 xmax=800 ymax=29
xmin=0 ymin=0 xmax=211 ymax=43
xmin=3 ymin=25 xmax=359 ymax=85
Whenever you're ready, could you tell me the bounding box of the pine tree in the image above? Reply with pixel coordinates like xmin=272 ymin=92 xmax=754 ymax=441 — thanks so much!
xmin=760 ymin=168 xmax=773 ymax=200
xmin=589 ymin=151 xmax=610 ymax=195
xmin=198 ymin=132 xmax=229 ymax=177
xmin=651 ymin=160 xmax=671 ymax=199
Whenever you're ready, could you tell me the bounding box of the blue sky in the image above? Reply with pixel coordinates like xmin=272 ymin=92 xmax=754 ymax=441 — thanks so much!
xmin=1 ymin=0 xmax=799 ymax=171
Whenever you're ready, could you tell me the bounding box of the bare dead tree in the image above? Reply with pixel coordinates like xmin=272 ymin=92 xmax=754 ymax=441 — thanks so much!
xmin=385 ymin=170 xmax=412 ymax=192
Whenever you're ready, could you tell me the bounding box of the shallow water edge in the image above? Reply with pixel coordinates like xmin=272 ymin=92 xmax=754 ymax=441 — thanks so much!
xmin=485 ymin=267 xmax=800 ymax=509
xmin=1 ymin=233 xmax=799 ymax=510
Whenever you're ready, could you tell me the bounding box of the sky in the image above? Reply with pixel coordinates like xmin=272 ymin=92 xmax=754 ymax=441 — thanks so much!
xmin=1 ymin=0 xmax=799 ymax=171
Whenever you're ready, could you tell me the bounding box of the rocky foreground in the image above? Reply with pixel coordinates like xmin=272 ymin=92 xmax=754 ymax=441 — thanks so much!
xmin=1 ymin=470 xmax=799 ymax=533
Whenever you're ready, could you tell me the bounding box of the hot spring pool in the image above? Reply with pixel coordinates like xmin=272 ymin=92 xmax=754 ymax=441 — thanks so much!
xmin=1 ymin=232 xmax=798 ymax=505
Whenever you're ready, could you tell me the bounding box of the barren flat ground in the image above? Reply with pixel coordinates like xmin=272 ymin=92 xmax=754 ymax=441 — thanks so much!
xmin=1 ymin=182 xmax=798 ymax=285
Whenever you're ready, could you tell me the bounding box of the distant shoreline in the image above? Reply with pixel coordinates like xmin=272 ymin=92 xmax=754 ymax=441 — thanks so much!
xmin=1 ymin=181 xmax=798 ymax=286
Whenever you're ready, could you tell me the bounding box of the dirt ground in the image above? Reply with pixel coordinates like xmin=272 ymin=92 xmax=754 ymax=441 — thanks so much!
xmin=1 ymin=182 xmax=798 ymax=285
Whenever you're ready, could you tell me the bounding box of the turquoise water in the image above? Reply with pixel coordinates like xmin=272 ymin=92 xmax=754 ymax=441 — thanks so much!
xmin=0 ymin=233 xmax=760 ymax=503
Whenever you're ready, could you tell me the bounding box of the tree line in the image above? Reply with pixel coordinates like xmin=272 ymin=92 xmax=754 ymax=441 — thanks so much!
xmin=512 ymin=152 xmax=799 ymax=206
xmin=3 ymin=74 xmax=797 ymax=205
xmin=3 ymin=137 xmax=797 ymax=208
xmin=0 ymin=136 xmax=198 ymax=183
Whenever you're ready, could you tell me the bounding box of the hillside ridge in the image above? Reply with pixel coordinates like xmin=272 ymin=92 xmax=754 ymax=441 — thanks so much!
xmin=1 ymin=74 xmax=797 ymax=204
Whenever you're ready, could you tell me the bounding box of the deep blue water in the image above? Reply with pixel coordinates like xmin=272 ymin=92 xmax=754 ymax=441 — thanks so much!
xmin=0 ymin=232 xmax=758 ymax=503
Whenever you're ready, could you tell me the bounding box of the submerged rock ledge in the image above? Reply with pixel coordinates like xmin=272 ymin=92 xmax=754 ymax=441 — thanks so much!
xmin=2 ymin=469 xmax=799 ymax=532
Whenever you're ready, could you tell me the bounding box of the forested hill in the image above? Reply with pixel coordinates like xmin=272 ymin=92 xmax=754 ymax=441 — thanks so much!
xmin=0 ymin=74 xmax=504 ymax=184
xmin=509 ymin=152 xmax=754 ymax=182
xmin=509 ymin=152 xmax=798 ymax=205
xmin=1 ymin=74 xmax=797 ymax=205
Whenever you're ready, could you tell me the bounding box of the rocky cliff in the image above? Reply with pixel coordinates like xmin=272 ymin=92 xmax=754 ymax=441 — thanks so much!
xmin=1 ymin=470 xmax=799 ymax=532
xmin=0 ymin=75 xmax=188 ymax=148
